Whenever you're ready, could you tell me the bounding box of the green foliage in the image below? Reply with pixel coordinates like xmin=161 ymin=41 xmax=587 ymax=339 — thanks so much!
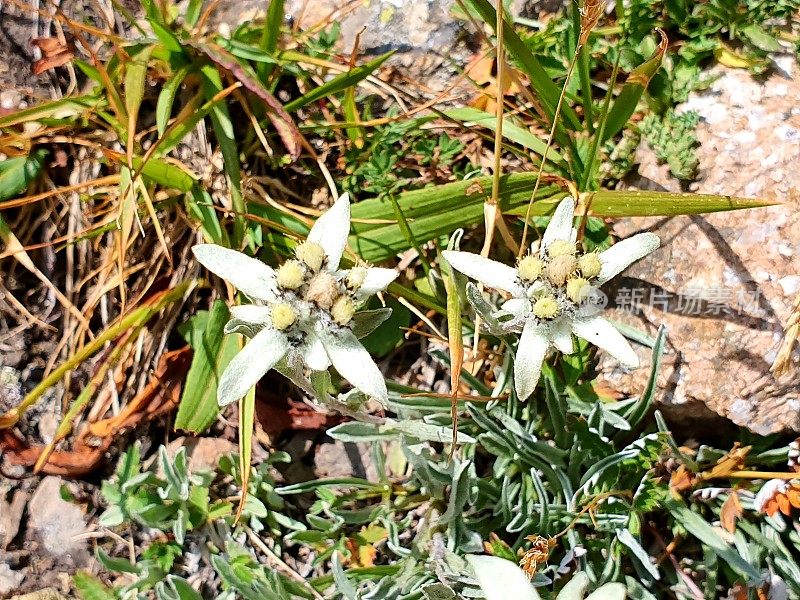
xmin=640 ymin=109 xmax=700 ymax=180
xmin=99 ymin=444 xmax=230 ymax=545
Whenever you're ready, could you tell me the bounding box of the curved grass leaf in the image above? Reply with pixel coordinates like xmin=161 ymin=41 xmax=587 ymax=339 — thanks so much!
xmin=285 ymin=52 xmax=394 ymax=112
xmin=603 ymin=30 xmax=668 ymax=142
xmin=445 ymin=107 xmax=566 ymax=165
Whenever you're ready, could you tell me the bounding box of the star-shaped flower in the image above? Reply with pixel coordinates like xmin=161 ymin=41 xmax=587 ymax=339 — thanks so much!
xmin=192 ymin=194 xmax=398 ymax=407
xmin=443 ymin=196 xmax=660 ymax=400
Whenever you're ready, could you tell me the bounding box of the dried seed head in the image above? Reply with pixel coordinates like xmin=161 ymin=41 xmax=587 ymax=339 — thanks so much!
xmin=347 ymin=266 xmax=368 ymax=290
xmin=579 ymin=0 xmax=605 ymax=46
xmin=331 ymin=295 xmax=355 ymax=326
xmin=518 ymin=255 xmax=544 ymax=282
xmin=305 ymin=270 xmax=339 ymax=310
xmin=546 ymin=255 xmax=577 ymax=286
xmin=277 ymin=259 xmax=305 ymax=290
xmin=532 ymin=295 xmax=560 ymax=319
xmin=578 ymin=252 xmax=602 ymax=279
xmin=547 ymin=239 xmax=576 ymax=258
xmin=271 ymin=302 xmax=297 ymax=330
xmin=566 ymin=277 xmax=591 ymax=304
xmin=295 ymin=241 xmax=325 ymax=272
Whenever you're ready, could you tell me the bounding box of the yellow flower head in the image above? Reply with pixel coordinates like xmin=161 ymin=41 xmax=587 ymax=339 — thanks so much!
xmin=271 ymin=302 xmax=297 ymax=330
xmin=277 ymin=260 xmax=305 ymax=290
xmin=518 ymin=255 xmax=544 ymax=282
xmin=295 ymin=241 xmax=325 ymax=272
xmin=532 ymin=295 xmax=560 ymax=319
xmin=578 ymin=252 xmax=602 ymax=279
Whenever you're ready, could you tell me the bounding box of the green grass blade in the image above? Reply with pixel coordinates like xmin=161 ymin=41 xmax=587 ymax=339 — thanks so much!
xmin=0 ymin=96 xmax=104 ymax=128
xmin=0 ymin=150 xmax=47 ymax=201
xmin=578 ymin=190 xmax=778 ymax=216
xmin=157 ymin=65 xmax=191 ymax=136
xmin=602 ymin=30 xmax=668 ymax=142
xmin=175 ymin=301 xmax=238 ymax=433
xmin=284 ymin=52 xmax=394 ymax=112
xmin=445 ymin=107 xmax=567 ymax=165
xmin=200 ymin=63 xmax=246 ymax=246
xmin=257 ymin=0 xmax=284 ymax=80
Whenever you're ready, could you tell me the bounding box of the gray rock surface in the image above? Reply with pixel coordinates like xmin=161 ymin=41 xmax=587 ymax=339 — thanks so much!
xmin=601 ymin=59 xmax=800 ymax=434
xmin=28 ymin=477 xmax=89 ymax=560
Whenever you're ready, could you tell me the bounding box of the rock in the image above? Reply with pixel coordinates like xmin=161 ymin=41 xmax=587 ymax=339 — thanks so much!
xmin=601 ymin=61 xmax=800 ymax=435
xmin=0 ymin=564 xmax=25 ymax=596
xmin=314 ymin=440 xmax=379 ymax=481
xmin=162 ymin=436 xmax=237 ymax=473
xmin=0 ymin=488 xmax=26 ymax=549
xmin=27 ymin=477 xmax=89 ymax=561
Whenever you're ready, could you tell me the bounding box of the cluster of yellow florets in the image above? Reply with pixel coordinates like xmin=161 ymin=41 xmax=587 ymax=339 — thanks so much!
xmin=271 ymin=241 xmax=362 ymax=328
xmin=518 ymin=240 xmax=604 ymax=321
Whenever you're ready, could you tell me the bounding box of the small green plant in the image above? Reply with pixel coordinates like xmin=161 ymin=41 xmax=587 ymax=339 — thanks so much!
xmin=640 ymin=109 xmax=701 ymax=180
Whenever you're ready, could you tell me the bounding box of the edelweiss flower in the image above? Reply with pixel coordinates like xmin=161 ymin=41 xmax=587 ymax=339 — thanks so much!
xmin=443 ymin=196 xmax=660 ymax=400
xmin=192 ymin=194 xmax=397 ymax=406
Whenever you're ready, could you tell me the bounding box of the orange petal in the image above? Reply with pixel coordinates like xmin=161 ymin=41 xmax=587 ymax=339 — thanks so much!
xmin=786 ymin=488 xmax=800 ymax=508
xmin=777 ymin=494 xmax=792 ymax=516
xmin=765 ymin=499 xmax=779 ymax=517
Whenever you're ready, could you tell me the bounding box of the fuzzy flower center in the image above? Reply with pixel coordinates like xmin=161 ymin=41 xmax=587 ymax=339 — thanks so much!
xmin=532 ymin=295 xmax=560 ymax=319
xmin=547 ymin=239 xmax=575 ymax=257
xmin=518 ymin=255 xmax=544 ymax=282
xmin=277 ymin=260 xmax=305 ymax=290
xmin=271 ymin=302 xmax=297 ymax=330
xmin=578 ymin=253 xmax=602 ymax=279
xmin=332 ymin=296 xmax=355 ymax=325
xmin=546 ymin=254 xmax=577 ymax=286
xmin=295 ymin=241 xmax=325 ymax=272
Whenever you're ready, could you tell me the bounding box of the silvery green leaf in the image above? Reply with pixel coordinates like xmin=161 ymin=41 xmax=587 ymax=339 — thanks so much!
xmin=351 ymin=308 xmax=393 ymax=338
xmin=442 ymin=251 xmax=524 ymax=297
xmin=616 ymin=529 xmax=659 ymax=580
xmin=596 ymin=232 xmax=660 ymax=285
xmin=355 ymin=267 xmax=398 ymax=299
xmin=224 ymin=305 xmax=271 ymax=337
xmin=555 ymin=572 xmax=589 ymax=600
xmin=422 ymin=583 xmax=456 ymax=600
xmin=585 ymin=583 xmax=627 ymax=600
xmin=192 ymin=244 xmax=278 ymax=302
xmin=331 ymin=553 xmax=358 ymax=600
xmin=327 ymin=419 xmax=475 ymax=444
xmin=540 ymin=196 xmax=577 ymax=256
xmin=515 ymin=319 xmax=549 ymax=400
xmin=467 ymin=555 xmax=541 ymax=600
xmin=571 ymin=315 xmax=639 ymax=368
xmin=465 ymin=282 xmax=505 ymax=335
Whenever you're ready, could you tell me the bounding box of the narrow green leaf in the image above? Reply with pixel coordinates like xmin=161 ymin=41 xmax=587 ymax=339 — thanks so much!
xmin=148 ymin=19 xmax=184 ymax=54
xmin=200 ymin=64 xmax=246 ymax=245
xmin=666 ymin=498 xmax=760 ymax=582
xmin=603 ymin=30 xmax=668 ymax=141
xmin=175 ymin=301 xmax=238 ymax=432
xmin=445 ymin=107 xmax=566 ymax=164
xmin=577 ymin=189 xmax=777 ymax=217
xmin=157 ymin=65 xmax=191 ymax=136
xmin=285 ymin=52 xmax=394 ymax=112
xmin=185 ymin=0 xmax=203 ymax=27
xmin=0 ymin=96 xmax=104 ymax=128
xmin=623 ymin=325 xmax=666 ymax=429
xmin=124 ymin=46 xmax=155 ymax=139
xmin=0 ymin=149 xmax=47 ymax=201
